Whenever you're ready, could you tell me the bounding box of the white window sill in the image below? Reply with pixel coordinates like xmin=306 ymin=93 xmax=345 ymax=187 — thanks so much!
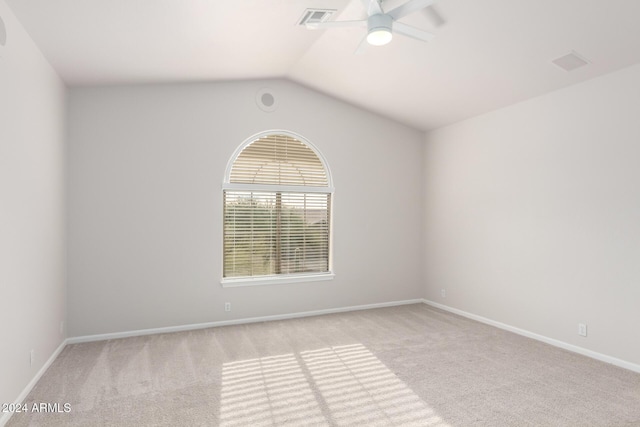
xmin=221 ymin=272 xmax=335 ymax=288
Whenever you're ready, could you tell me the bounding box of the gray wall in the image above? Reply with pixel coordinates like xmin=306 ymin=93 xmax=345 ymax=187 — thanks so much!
xmin=67 ymin=79 xmax=424 ymax=337
xmin=423 ymin=64 xmax=640 ymax=365
xmin=0 ymin=1 xmax=66 ymax=407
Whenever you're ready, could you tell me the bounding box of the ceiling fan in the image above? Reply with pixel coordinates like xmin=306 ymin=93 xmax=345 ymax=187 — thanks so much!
xmin=306 ymin=0 xmax=439 ymax=53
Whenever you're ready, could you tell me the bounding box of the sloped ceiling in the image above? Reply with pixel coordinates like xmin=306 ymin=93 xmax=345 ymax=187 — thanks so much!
xmin=6 ymin=0 xmax=640 ymax=130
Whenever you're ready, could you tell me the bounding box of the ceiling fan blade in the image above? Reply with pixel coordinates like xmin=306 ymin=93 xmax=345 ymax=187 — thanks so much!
xmin=361 ymin=0 xmax=383 ymax=16
xmin=354 ymin=36 xmax=369 ymax=55
xmin=387 ymin=0 xmax=437 ymax=21
xmin=393 ymin=22 xmax=435 ymax=42
xmin=306 ymin=20 xmax=367 ymax=30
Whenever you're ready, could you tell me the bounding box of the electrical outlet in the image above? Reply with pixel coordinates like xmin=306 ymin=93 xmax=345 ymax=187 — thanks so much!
xmin=60 ymin=321 xmax=64 ymax=336
xmin=225 ymin=302 xmax=231 ymax=312
xmin=30 ymin=350 xmax=34 ymax=367
xmin=578 ymin=323 xmax=587 ymax=337
xmin=441 ymin=289 xmax=446 ymax=298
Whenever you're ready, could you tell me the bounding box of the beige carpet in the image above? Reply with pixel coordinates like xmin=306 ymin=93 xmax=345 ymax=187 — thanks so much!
xmin=7 ymin=304 xmax=640 ymax=426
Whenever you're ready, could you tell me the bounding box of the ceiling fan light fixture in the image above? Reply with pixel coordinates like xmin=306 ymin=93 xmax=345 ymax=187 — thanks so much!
xmin=367 ymin=28 xmax=393 ymax=46
xmin=366 ymin=13 xmax=393 ymax=46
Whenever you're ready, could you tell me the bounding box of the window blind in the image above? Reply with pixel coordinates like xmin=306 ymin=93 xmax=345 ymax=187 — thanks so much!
xmin=223 ymin=134 xmax=331 ymax=280
xmin=223 ymin=191 xmax=330 ymax=278
xmin=229 ymin=134 xmax=329 ymax=187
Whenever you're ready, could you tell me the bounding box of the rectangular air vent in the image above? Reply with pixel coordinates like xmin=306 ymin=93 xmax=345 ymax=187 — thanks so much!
xmin=552 ymin=51 xmax=590 ymax=72
xmin=298 ymin=9 xmax=335 ymax=26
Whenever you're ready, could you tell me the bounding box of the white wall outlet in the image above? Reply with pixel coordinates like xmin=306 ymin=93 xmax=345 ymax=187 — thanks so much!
xmin=225 ymin=302 xmax=231 ymax=312
xmin=30 ymin=350 xmax=35 ymax=366
xmin=441 ymin=289 xmax=446 ymax=298
xmin=60 ymin=320 xmax=65 ymax=336
xmin=578 ymin=323 xmax=587 ymax=337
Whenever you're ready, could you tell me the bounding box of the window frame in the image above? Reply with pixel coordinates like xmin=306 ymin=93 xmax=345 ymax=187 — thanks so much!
xmin=221 ymin=130 xmax=334 ymax=288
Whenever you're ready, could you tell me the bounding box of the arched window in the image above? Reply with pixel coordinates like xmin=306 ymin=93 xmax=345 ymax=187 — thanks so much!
xmin=222 ymin=131 xmax=334 ymax=286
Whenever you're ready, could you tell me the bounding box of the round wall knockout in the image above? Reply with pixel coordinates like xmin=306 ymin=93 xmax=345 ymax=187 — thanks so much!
xmin=256 ymin=88 xmax=278 ymax=113
xmin=0 ymin=15 xmax=7 ymax=47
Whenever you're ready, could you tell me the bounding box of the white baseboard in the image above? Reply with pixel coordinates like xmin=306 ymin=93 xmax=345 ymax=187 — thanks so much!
xmin=0 ymin=339 xmax=68 ymax=427
xmin=422 ymin=299 xmax=640 ymax=374
xmin=67 ymin=299 xmax=424 ymax=344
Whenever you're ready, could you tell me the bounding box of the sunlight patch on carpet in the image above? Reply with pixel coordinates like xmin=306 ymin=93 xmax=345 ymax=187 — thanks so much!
xmin=220 ymin=353 xmax=325 ymax=426
xmin=220 ymin=344 xmax=448 ymax=426
xmin=301 ymin=344 xmax=447 ymax=426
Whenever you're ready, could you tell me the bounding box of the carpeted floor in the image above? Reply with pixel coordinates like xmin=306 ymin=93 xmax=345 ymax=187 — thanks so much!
xmin=7 ymin=304 xmax=640 ymax=426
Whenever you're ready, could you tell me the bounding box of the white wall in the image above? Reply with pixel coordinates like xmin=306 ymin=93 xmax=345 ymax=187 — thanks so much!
xmin=67 ymin=79 xmax=424 ymax=337
xmin=424 ymin=64 xmax=640 ymax=366
xmin=0 ymin=0 xmax=66 ymax=408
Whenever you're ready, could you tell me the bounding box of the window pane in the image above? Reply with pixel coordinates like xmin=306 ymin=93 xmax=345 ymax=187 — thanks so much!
xmin=230 ymin=135 xmax=329 ymax=187
xmin=279 ymin=193 xmax=329 ymax=274
xmin=224 ymin=192 xmax=276 ymax=277
xmin=224 ymin=191 xmax=330 ymax=278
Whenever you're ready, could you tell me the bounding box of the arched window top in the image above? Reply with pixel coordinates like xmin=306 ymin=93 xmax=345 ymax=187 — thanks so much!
xmin=222 ymin=130 xmax=333 ymax=286
xmin=225 ymin=131 xmax=333 ymax=190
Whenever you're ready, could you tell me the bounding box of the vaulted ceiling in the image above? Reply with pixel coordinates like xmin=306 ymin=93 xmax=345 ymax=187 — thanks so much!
xmin=6 ymin=0 xmax=640 ymax=130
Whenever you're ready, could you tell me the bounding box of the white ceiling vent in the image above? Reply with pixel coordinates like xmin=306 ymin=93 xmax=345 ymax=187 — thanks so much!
xmin=298 ymin=9 xmax=335 ymax=26
xmin=552 ymin=51 xmax=590 ymax=72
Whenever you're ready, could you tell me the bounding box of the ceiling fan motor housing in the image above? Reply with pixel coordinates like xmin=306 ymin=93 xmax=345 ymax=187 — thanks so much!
xmin=367 ymin=13 xmax=393 ymax=45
